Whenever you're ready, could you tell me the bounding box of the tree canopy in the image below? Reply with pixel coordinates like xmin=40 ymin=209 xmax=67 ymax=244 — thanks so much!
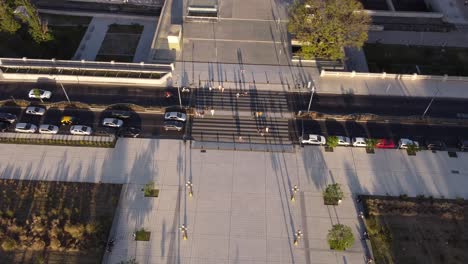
xmin=288 ymin=0 xmax=370 ymax=60
xmin=327 ymin=224 xmax=355 ymax=250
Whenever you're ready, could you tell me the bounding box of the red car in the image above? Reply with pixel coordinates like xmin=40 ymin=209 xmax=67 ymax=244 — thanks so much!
xmin=376 ymin=139 xmax=396 ymax=149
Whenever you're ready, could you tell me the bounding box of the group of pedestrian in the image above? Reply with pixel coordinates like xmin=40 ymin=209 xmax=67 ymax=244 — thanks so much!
xmin=195 ymin=107 xmax=215 ymax=118
xmin=235 ymin=91 xmax=249 ymax=98
xmin=257 ymin=126 xmax=270 ymax=136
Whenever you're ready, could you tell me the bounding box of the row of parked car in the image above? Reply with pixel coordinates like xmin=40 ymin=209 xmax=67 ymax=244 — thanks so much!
xmin=300 ymin=134 xmax=468 ymax=151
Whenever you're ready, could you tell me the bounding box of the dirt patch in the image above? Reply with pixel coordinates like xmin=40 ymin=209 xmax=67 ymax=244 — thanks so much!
xmin=363 ymin=196 xmax=468 ymax=264
xmin=0 ymin=179 xmax=122 ymax=264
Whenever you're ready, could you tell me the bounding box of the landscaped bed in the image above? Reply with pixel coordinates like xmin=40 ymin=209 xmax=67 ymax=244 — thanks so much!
xmin=362 ymin=195 xmax=468 ymax=264
xmin=95 ymin=23 xmax=144 ymax=63
xmin=0 ymin=180 xmax=122 ymax=264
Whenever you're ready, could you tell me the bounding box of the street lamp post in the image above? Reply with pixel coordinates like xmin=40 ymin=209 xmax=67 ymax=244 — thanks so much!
xmin=293 ymin=230 xmax=303 ymax=246
xmin=179 ymin=225 xmax=188 ymax=240
xmin=421 ymin=84 xmax=440 ymax=119
xmin=186 ymin=180 xmax=193 ymax=197
xmin=291 ymin=185 xmax=299 ymax=202
xmin=59 ymin=82 xmax=71 ymax=103
xmin=307 ymin=82 xmax=315 ymax=113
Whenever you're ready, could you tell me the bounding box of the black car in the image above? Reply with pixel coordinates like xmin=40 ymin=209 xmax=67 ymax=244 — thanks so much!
xmin=0 ymin=122 xmax=10 ymax=132
xmin=458 ymin=139 xmax=468 ymax=151
xmin=111 ymin=110 xmax=132 ymax=119
xmin=118 ymin=127 xmax=141 ymax=138
xmin=163 ymin=121 xmax=184 ymax=131
xmin=425 ymin=140 xmax=447 ymax=151
xmin=0 ymin=112 xmax=17 ymax=123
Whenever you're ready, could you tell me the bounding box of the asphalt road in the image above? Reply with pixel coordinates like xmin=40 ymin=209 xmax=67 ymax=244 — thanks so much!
xmin=0 ymin=82 xmax=190 ymax=108
xmin=292 ymin=119 xmax=468 ymax=148
xmin=0 ymin=106 xmax=185 ymax=139
xmin=292 ymin=93 xmax=468 ymax=119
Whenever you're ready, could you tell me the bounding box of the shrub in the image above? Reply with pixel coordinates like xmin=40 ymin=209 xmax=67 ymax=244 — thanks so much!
xmin=327 ymin=224 xmax=355 ymax=250
xmin=135 ymin=228 xmax=151 ymax=241
xmin=365 ymin=138 xmax=378 ymax=149
xmin=1 ymin=237 xmax=17 ymax=251
xmin=326 ymin=136 xmax=339 ymax=148
xmin=85 ymin=222 xmax=100 ymax=234
xmin=323 ymin=183 xmax=344 ymax=205
xmin=64 ymin=223 xmax=85 ymax=239
xmin=5 ymin=209 xmax=14 ymax=218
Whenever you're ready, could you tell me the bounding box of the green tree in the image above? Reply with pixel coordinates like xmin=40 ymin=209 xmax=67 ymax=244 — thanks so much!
xmin=327 ymin=224 xmax=355 ymax=250
xmin=365 ymin=138 xmax=378 ymax=149
xmin=326 ymin=136 xmax=339 ymax=148
xmin=0 ymin=1 xmax=21 ymax=34
xmin=14 ymin=0 xmax=52 ymax=43
xmin=288 ymin=0 xmax=370 ymax=60
xmin=323 ymin=183 xmax=344 ymax=205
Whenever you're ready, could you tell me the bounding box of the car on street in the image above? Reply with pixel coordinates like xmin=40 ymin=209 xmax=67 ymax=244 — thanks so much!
xmin=164 ymin=112 xmax=187 ymax=122
xmin=352 ymin=137 xmax=368 ymax=147
xmin=398 ymin=138 xmax=419 ymax=149
xmin=425 ymin=140 xmax=446 ymax=151
xmin=163 ymin=121 xmax=184 ymax=131
xmin=61 ymin=116 xmax=78 ymax=126
xmin=70 ymin=125 xmax=92 ymax=135
xmin=335 ymin=136 xmax=351 ymax=146
xmin=110 ymin=110 xmax=132 ymax=119
xmin=102 ymin=118 xmax=124 ymax=128
xmin=28 ymin=89 xmax=52 ymax=99
xmin=301 ymin=134 xmax=326 ymax=145
xmin=25 ymin=106 xmax=46 ymax=116
xmin=38 ymin=124 xmax=59 ymax=134
xmin=0 ymin=112 xmax=17 ymax=123
xmin=118 ymin=127 xmax=141 ymax=138
xmin=458 ymin=139 xmax=468 ymax=151
xmin=376 ymin=139 xmax=396 ymax=149
xmin=0 ymin=122 xmax=10 ymax=132
xmin=15 ymin=123 xmax=37 ymax=133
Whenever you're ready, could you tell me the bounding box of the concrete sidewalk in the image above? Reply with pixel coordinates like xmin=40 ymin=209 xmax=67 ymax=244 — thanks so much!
xmin=368 ymin=30 xmax=468 ymax=48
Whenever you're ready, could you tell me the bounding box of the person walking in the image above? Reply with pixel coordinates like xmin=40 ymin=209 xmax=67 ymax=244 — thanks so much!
xmin=236 ymin=92 xmax=240 ymax=99
xmin=210 ymin=108 xmax=215 ymax=116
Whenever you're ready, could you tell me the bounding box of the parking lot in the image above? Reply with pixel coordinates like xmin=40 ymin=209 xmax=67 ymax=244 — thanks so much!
xmin=0 ymin=106 xmax=186 ymax=139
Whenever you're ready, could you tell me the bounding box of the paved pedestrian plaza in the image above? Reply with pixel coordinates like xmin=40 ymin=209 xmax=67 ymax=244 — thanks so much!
xmin=1 ymin=140 xmax=468 ymax=263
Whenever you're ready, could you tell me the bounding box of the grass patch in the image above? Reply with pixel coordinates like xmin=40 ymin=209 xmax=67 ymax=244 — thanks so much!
xmin=365 ymin=44 xmax=468 ymax=76
xmin=363 ymin=195 xmax=467 ymax=264
xmin=0 ymin=25 xmax=87 ymax=59
xmin=0 ymin=179 xmax=122 ymax=264
xmin=135 ymin=228 xmax=151 ymax=241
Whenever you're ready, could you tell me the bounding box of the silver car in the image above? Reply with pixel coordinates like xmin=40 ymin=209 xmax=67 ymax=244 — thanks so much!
xmin=15 ymin=123 xmax=37 ymax=133
xmin=70 ymin=125 xmax=92 ymax=135
xmin=39 ymin=124 xmax=59 ymax=134
xmin=28 ymin=89 xmax=52 ymax=99
xmin=164 ymin=112 xmax=187 ymax=122
xmin=102 ymin=118 xmax=124 ymax=128
xmin=25 ymin=106 xmax=46 ymax=116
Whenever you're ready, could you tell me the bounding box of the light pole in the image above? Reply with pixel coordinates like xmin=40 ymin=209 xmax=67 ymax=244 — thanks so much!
xmin=421 ymin=84 xmax=440 ymax=119
xmin=186 ymin=180 xmax=193 ymax=197
xmin=291 ymin=185 xmax=299 ymax=202
xmin=293 ymin=230 xmax=302 ymax=246
xmin=59 ymin=82 xmax=71 ymax=103
xmin=307 ymin=81 xmax=315 ymax=113
xmin=179 ymin=225 xmax=188 ymax=240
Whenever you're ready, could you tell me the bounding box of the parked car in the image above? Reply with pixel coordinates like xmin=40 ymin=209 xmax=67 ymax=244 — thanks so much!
xmin=28 ymin=89 xmax=52 ymax=99
xmin=376 ymin=139 xmax=396 ymax=149
xmin=458 ymin=139 xmax=468 ymax=151
xmin=0 ymin=122 xmax=10 ymax=132
xmin=61 ymin=116 xmax=78 ymax=126
xmin=111 ymin=110 xmax=132 ymax=119
xmin=102 ymin=118 xmax=124 ymax=128
xmin=70 ymin=125 xmax=92 ymax=135
xmin=118 ymin=127 xmax=141 ymax=138
xmin=39 ymin=124 xmax=59 ymax=134
xmin=15 ymin=123 xmax=37 ymax=133
xmin=0 ymin=112 xmax=17 ymax=123
xmin=352 ymin=137 xmax=368 ymax=147
xmin=336 ymin=136 xmax=351 ymax=146
xmin=164 ymin=112 xmax=187 ymax=122
xmin=425 ymin=140 xmax=446 ymax=151
xmin=25 ymin=106 xmax=46 ymax=116
xmin=301 ymin=134 xmax=326 ymax=145
xmin=163 ymin=121 xmax=184 ymax=131
xmin=398 ymin=138 xmax=419 ymax=149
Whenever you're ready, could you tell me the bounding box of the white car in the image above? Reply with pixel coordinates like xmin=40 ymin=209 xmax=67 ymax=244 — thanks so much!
xmin=70 ymin=125 xmax=92 ymax=135
xmin=336 ymin=136 xmax=351 ymax=146
xmin=102 ymin=118 xmax=123 ymax=128
xmin=301 ymin=134 xmax=326 ymax=145
xmin=39 ymin=124 xmax=59 ymax=134
xmin=352 ymin=137 xmax=368 ymax=147
xmin=164 ymin=112 xmax=187 ymax=122
xmin=398 ymin=138 xmax=419 ymax=149
xmin=25 ymin=106 xmax=46 ymax=116
xmin=15 ymin=123 xmax=37 ymax=133
xmin=28 ymin=89 xmax=52 ymax=99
